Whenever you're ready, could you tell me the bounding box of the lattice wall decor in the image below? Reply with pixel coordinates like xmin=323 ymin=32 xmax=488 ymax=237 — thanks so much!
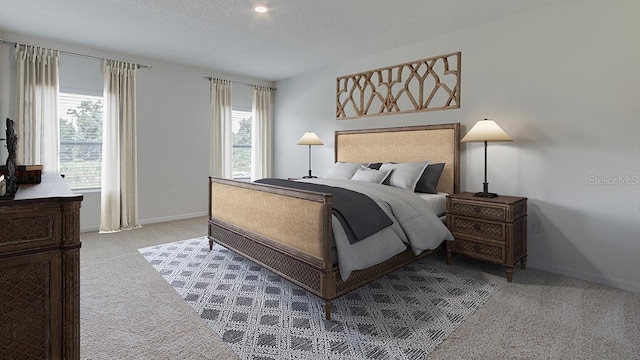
xmin=336 ymin=51 xmax=461 ymax=120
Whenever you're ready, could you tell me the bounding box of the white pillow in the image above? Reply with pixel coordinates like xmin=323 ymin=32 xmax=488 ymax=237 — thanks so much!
xmin=379 ymin=161 xmax=430 ymax=191
xmin=324 ymin=162 xmax=362 ymax=179
xmin=350 ymin=166 xmax=391 ymax=184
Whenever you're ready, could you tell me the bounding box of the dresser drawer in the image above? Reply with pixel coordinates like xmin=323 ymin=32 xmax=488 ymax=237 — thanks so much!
xmin=448 ymin=200 xmax=507 ymax=221
xmin=450 ymin=215 xmax=505 ymax=242
xmin=0 ymin=204 xmax=60 ymax=253
xmin=453 ymin=238 xmax=505 ymax=263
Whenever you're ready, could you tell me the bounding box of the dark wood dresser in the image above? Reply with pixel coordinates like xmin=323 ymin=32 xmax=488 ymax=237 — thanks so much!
xmin=446 ymin=192 xmax=527 ymax=282
xmin=0 ymin=173 xmax=82 ymax=359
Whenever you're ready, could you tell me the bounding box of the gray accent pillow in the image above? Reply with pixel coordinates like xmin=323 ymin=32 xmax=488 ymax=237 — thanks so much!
xmin=351 ymin=166 xmax=392 ymax=184
xmin=379 ymin=161 xmax=430 ymax=191
xmin=324 ymin=162 xmax=362 ymax=179
xmin=415 ymin=162 xmax=445 ymax=194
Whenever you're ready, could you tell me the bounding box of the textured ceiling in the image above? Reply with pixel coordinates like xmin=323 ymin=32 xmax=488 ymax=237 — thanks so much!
xmin=0 ymin=0 xmax=560 ymax=81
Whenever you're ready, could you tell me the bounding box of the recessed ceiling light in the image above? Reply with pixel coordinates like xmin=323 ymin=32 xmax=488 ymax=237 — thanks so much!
xmin=253 ymin=4 xmax=269 ymax=13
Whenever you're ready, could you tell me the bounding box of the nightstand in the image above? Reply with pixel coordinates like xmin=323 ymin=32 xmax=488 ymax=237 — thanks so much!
xmin=446 ymin=192 xmax=527 ymax=282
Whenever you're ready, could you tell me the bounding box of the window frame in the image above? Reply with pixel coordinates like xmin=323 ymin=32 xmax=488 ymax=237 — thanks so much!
xmin=231 ymin=109 xmax=253 ymax=181
xmin=58 ymin=91 xmax=104 ymax=190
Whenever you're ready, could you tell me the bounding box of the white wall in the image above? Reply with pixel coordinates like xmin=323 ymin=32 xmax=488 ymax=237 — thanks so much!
xmin=0 ymin=31 xmax=8 ymax=162
xmin=274 ymin=0 xmax=640 ymax=293
xmin=0 ymin=32 xmax=273 ymax=232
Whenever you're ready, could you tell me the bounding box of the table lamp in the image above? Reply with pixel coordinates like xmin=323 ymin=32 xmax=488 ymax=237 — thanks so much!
xmin=461 ymin=119 xmax=512 ymax=198
xmin=297 ymin=131 xmax=323 ymax=178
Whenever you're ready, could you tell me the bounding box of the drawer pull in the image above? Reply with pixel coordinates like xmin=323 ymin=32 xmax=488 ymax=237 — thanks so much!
xmin=474 ymin=207 xmax=481 ymax=213
xmin=473 ymin=223 xmax=481 ymax=231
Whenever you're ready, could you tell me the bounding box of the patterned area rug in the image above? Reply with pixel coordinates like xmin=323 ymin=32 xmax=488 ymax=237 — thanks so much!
xmin=139 ymin=237 xmax=499 ymax=360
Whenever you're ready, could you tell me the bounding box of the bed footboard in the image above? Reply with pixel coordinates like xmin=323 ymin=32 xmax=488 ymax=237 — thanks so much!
xmin=208 ymin=177 xmax=338 ymax=318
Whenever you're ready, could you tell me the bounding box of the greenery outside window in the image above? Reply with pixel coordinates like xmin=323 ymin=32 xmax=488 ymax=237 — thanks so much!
xmin=59 ymin=92 xmax=103 ymax=189
xmin=232 ymin=110 xmax=252 ymax=180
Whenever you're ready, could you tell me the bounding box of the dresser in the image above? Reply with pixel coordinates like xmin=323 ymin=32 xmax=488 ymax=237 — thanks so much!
xmin=446 ymin=192 xmax=527 ymax=282
xmin=0 ymin=174 xmax=82 ymax=359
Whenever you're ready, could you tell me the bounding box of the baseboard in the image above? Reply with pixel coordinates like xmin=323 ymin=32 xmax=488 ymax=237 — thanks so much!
xmin=139 ymin=211 xmax=208 ymax=226
xmin=80 ymin=211 xmax=208 ymax=234
xmin=527 ymin=260 xmax=640 ymax=294
xmin=81 ymin=226 xmax=100 ymax=233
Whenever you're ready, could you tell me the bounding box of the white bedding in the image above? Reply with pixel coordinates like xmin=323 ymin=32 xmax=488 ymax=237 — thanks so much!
xmin=298 ymin=178 xmax=453 ymax=280
xmin=416 ymin=192 xmax=448 ymax=217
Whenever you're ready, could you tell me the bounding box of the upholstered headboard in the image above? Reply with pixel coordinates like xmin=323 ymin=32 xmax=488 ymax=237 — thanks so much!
xmin=335 ymin=123 xmax=460 ymax=194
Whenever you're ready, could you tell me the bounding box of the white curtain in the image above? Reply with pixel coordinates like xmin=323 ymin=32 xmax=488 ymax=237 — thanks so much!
xmin=15 ymin=45 xmax=60 ymax=172
xmin=210 ymin=79 xmax=233 ymax=178
xmin=100 ymin=60 xmax=140 ymax=233
xmin=251 ymin=85 xmax=273 ymax=181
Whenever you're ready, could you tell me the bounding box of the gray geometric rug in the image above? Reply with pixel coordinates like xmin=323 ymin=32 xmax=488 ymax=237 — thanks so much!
xmin=139 ymin=237 xmax=499 ymax=360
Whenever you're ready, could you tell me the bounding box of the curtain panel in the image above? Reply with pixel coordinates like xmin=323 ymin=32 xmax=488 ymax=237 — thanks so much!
xmin=210 ymin=79 xmax=233 ymax=178
xmin=15 ymin=45 xmax=60 ymax=172
xmin=100 ymin=60 xmax=141 ymax=233
xmin=251 ymin=85 xmax=273 ymax=181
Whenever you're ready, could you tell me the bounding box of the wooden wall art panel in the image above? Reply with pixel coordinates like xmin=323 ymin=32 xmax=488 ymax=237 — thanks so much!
xmin=336 ymin=51 xmax=461 ymax=120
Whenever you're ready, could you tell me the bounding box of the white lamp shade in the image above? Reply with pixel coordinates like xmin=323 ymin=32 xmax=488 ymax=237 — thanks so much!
xmin=461 ymin=119 xmax=513 ymax=142
xmin=297 ymin=131 xmax=324 ymax=145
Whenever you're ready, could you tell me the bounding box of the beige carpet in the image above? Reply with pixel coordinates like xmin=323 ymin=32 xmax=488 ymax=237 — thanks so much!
xmin=80 ymin=217 xmax=640 ymax=359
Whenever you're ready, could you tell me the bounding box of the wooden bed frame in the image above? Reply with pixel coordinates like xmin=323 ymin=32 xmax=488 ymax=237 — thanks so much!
xmin=208 ymin=123 xmax=460 ymax=320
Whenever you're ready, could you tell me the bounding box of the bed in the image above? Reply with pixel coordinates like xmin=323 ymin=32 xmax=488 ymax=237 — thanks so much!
xmin=208 ymin=123 xmax=460 ymax=320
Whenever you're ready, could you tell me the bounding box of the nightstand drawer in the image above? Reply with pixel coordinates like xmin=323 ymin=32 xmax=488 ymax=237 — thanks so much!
xmin=453 ymin=238 xmax=505 ymax=263
xmin=449 ymin=200 xmax=507 ymax=221
xmin=450 ymin=215 xmax=504 ymax=242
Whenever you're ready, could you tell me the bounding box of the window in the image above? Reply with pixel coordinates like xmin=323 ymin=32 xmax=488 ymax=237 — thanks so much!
xmin=58 ymin=93 xmax=103 ymax=189
xmin=232 ymin=110 xmax=252 ymax=180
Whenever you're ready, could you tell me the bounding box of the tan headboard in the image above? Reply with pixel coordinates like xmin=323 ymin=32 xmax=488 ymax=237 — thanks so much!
xmin=335 ymin=123 xmax=460 ymax=194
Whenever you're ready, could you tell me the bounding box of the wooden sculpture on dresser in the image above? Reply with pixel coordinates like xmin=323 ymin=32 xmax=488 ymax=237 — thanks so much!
xmin=4 ymin=118 xmax=18 ymax=195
